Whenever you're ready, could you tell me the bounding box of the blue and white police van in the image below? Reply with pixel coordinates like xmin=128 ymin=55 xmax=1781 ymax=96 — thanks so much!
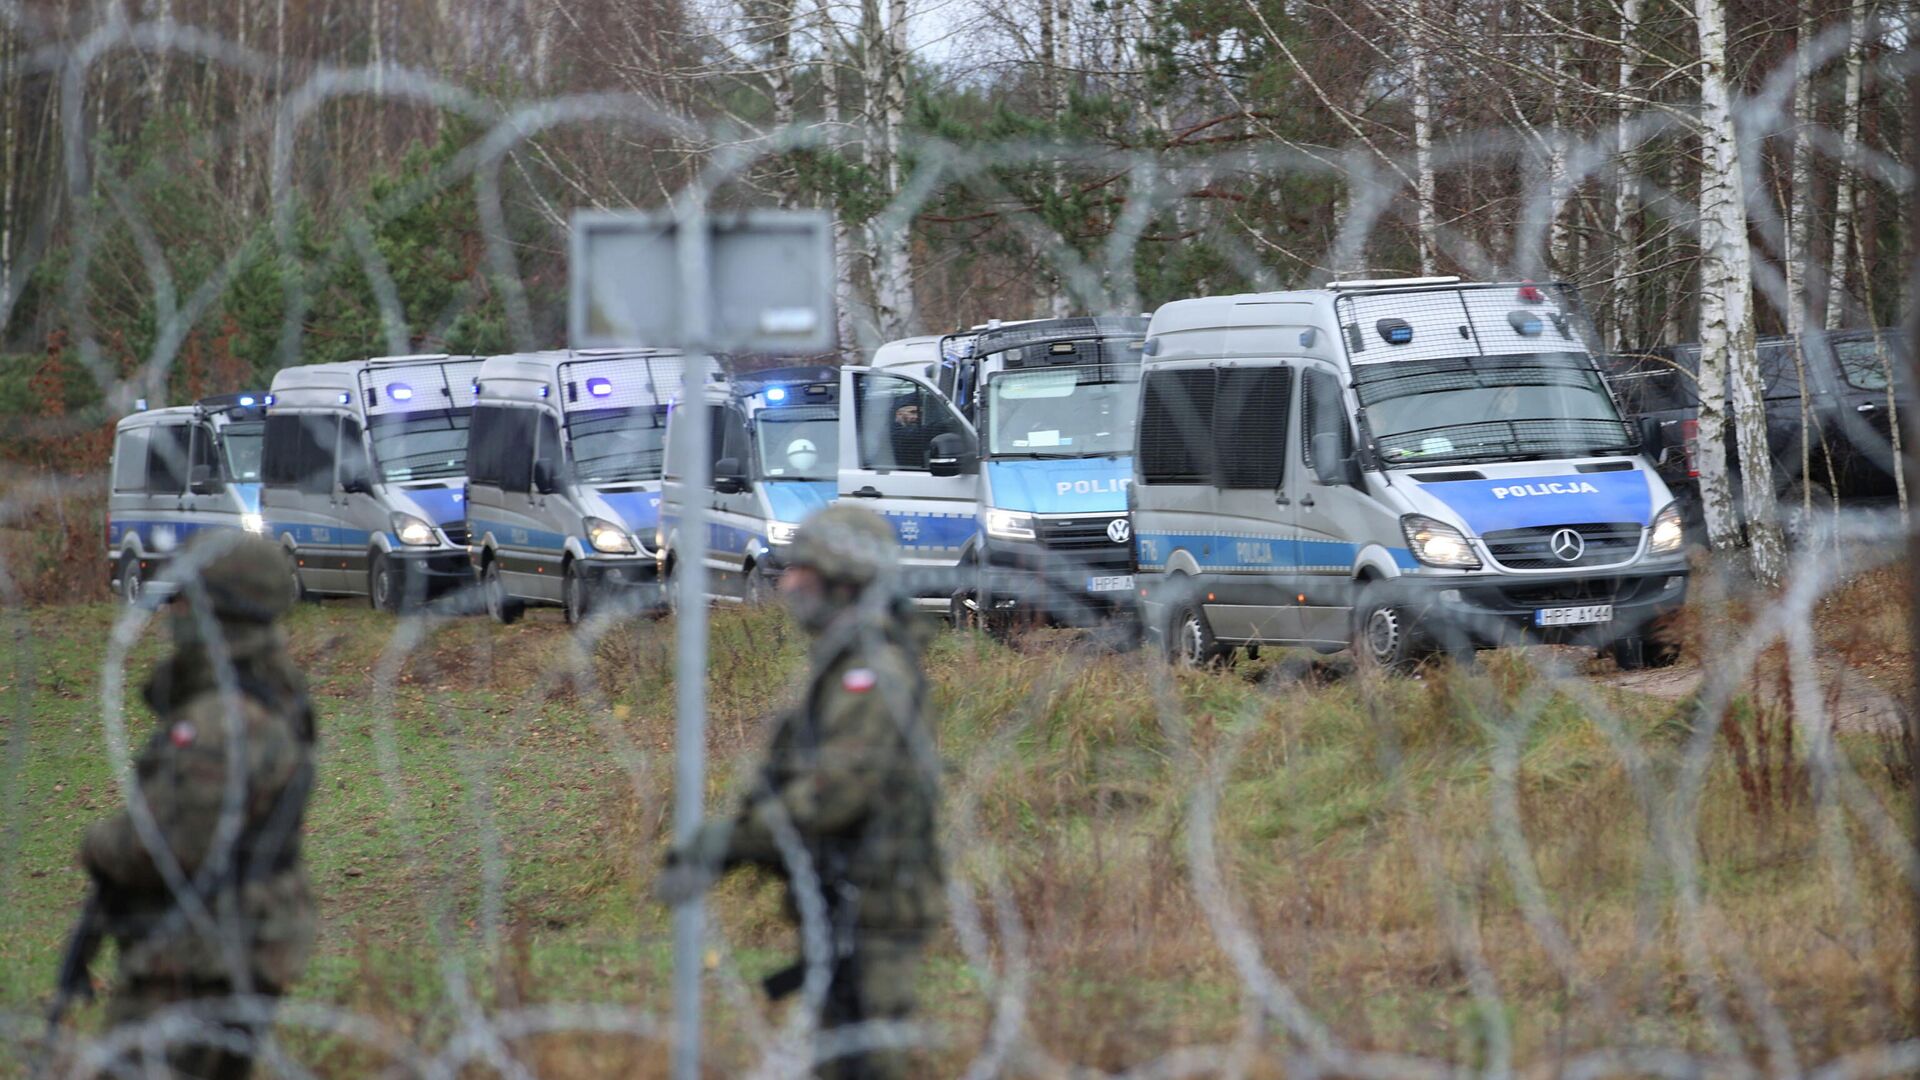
xmin=260 ymin=354 xmax=481 ymax=611
xmin=943 ymin=317 xmax=1149 ymax=629
xmin=465 ymin=349 xmax=683 ymax=624
xmin=659 ymin=362 xmax=977 ymax=609
xmin=107 ymin=392 xmax=270 ymax=604
xmin=1130 ymin=278 xmax=1689 ymax=670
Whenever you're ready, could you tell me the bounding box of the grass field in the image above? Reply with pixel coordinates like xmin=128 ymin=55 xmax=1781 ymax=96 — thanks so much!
xmin=2 ymin=573 xmax=1914 ymax=1076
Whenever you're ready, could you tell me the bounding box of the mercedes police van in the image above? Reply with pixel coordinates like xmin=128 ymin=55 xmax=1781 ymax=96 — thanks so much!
xmin=107 ymin=392 xmax=270 ymax=604
xmin=944 ymin=317 xmax=1149 ymax=630
xmin=1131 ymin=278 xmax=1689 ymax=670
xmin=466 ymin=349 xmax=683 ymax=624
xmin=260 ymin=354 xmax=482 ymax=610
xmin=658 ymin=363 xmax=976 ymax=608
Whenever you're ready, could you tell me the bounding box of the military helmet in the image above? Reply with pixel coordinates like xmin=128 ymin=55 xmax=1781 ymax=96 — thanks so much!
xmin=168 ymin=532 xmax=296 ymax=623
xmin=786 ymin=505 xmax=898 ymax=587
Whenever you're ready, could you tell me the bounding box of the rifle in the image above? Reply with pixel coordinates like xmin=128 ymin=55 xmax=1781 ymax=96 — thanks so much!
xmin=48 ymin=887 xmax=103 ymax=1028
xmin=764 ymin=845 xmax=860 ymax=1002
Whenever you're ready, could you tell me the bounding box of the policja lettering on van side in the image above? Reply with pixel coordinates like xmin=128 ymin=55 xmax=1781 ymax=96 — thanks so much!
xmin=1489 ymin=480 xmax=1602 ymax=499
xmin=1055 ymin=476 xmax=1131 ymax=496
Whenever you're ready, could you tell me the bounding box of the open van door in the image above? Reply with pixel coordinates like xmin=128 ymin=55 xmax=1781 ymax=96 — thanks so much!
xmin=837 ymin=366 xmax=980 ymax=604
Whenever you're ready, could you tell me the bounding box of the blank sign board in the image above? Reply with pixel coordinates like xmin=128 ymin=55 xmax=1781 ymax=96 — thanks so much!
xmin=570 ymin=209 xmax=836 ymax=353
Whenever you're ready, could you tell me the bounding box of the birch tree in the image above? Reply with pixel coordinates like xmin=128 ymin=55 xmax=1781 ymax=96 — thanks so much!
xmin=1823 ymin=0 xmax=1867 ymax=331
xmin=1694 ymin=0 xmax=1787 ymax=584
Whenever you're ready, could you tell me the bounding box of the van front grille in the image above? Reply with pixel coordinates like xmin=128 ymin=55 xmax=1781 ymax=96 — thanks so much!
xmin=441 ymin=524 xmax=470 ymax=547
xmin=1036 ymin=515 xmax=1132 ymax=572
xmin=1483 ymin=521 xmax=1641 ymax=569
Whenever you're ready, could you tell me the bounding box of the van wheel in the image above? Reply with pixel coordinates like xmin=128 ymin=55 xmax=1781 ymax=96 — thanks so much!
xmin=1352 ymin=589 xmax=1427 ymax=674
xmin=1167 ymin=597 xmax=1231 ymax=668
xmin=284 ymin=549 xmax=309 ymax=603
xmin=369 ymin=552 xmax=402 ymax=614
xmin=484 ymin=559 xmax=522 ymax=625
xmin=744 ymin=563 xmax=772 ymax=606
xmin=563 ymin=559 xmax=592 ymax=625
xmin=117 ymin=554 xmax=144 ymax=606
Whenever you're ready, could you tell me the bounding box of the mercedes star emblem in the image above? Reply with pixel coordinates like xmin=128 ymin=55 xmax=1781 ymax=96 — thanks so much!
xmin=1549 ymin=527 xmax=1585 ymax=562
xmin=1107 ymin=518 xmax=1132 ymax=544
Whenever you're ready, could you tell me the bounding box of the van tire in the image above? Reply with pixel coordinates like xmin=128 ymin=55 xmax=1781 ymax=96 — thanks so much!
xmin=484 ymin=559 xmax=522 ymax=625
xmin=1166 ymin=596 xmax=1231 ymax=668
xmin=284 ymin=549 xmax=310 ymax=603
xmin=563 ymin=559 xmax=592 ymax=625
xmin=1352 ymin=587 xmax=1428 ymax=675
xmin=744 ymin=562 xmax=771 ymax=606
xmin=369 ymin=552 xmax=401 ymax=614
xmin=117 ymin=554 xmax=144 ymax=606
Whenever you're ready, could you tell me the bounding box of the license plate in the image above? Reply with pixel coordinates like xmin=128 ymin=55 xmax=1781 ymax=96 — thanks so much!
xmin=1535 ymin=604 xmax=1612 ymax=627
xmin=1088 ymin=574 xmax=1135 ymax=593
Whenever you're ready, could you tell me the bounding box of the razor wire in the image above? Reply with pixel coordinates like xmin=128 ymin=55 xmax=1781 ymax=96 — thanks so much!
xmin=1 ymin=1 xmax=1918 ymax=1077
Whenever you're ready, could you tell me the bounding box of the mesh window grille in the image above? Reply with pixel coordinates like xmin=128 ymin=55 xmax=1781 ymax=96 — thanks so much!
xmin=1213 ymin=367 xmax=1291 ymax=489
xmin=1299 ymin=369 xmax=1351 ymax=475
xmin=1139 ymin=369 xmax=1215 ymax=484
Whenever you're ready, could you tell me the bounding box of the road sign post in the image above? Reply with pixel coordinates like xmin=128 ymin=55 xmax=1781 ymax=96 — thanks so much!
xmin=569 ymin=207 xmax=835 ymax=1080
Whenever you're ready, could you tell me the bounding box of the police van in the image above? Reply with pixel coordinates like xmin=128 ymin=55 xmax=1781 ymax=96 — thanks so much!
xmin=658 ymin=363 xmax=976 ymax=608
xmin=1131 ymin=278 xmax=1689 ymax=670
xmin=466 ymin=349 xmax=683 ymax=624
xmin=107 ymin=392 xmax=270 ymax=604
xmin=260 ymin=354 xmax=482 ymax=610
xmin=944 ymin=317 xmax=1149 ymax=629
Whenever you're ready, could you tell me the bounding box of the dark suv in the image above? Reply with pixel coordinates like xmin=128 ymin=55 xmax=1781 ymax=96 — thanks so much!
xmin=1602 ymin=328 xmax=1909 ymax=534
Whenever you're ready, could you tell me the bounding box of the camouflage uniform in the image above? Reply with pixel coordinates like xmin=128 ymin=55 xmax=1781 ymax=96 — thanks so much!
xmin=665 ymin=506 xmax=944 ymax=1080
xmin=80 ymin=533 xmax=315 ymax=1080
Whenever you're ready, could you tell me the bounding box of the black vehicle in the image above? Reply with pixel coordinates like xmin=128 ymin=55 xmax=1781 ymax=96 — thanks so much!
xmin=1601 ymin=328 xmax=1910 ymax=533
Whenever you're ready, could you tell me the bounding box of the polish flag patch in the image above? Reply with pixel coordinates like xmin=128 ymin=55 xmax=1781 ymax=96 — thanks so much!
xmin=169 ymin=721 xmax=197 ymax=747
xmin=841 ymin=668 xmax=878 ymax=693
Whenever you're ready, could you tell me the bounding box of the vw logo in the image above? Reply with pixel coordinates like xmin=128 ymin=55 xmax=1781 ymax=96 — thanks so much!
xmin=1549 ymin=527 xmax=1585 ymax=562
xmin=1107 ymin=518 xmax=1132 ymax=544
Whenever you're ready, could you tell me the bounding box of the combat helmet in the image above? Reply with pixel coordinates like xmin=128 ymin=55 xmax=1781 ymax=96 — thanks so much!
xmin=786 ymin=505 xmax=898 ymax=588
xmin=165 ymin=532 xmax=297 ymax=623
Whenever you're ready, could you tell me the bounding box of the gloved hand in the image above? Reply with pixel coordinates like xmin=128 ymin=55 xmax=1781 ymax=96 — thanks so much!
xmin=654 ymin=819 xmax=733 ymax=906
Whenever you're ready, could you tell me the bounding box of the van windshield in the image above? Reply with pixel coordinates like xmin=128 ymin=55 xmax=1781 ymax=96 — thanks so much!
xmin=221 ymin=421 xmax=264 ymax=481
xmin=569 ymin=406 xmax=668 ymax=484
xmin=986 ymin=366 xmax=1139 ymax=458
xmin=756 ymin=406 xmax=839 ymax=480
xmin=1353 ymin=354 xmax=1636 ymax=465
xmin=368 ymin=408 xmax=471 ymax=482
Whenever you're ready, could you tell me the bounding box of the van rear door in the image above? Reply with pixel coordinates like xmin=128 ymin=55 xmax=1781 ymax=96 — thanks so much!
xmin=837 ymin=366 xmax=978 ymax=600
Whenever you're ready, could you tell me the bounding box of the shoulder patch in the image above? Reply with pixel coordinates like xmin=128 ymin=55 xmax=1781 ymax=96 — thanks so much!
xmin=169 ymin=720 xmax=197 ymax=747
xmin=841 ymin=668 xmax=877 ymax=694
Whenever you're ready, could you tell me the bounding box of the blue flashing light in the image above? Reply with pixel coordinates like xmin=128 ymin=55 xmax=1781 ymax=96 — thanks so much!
xmin=135 ymin=398 xmax=149 ymax=411
xmin=766 ymin=386 xmax=788 ymax=403
xmin=386 ymin=382 xmax=414 ymax=402
xmin=1507 ymin=310 xmax=1544 ymax=337
xmin=338 ymin=392 xmax=352 ymax=405
xmin=471 ymin=380 xmax=481 ymax=396
xmin=1377 ymin=318 xmax=1414 ymax=345
xmin=239 ymin=395 xmax=256 ymax=406
xmin=539 ymin=385 xmax=550 ymax=398
xmin=587 ymin=377 xmax=614 ymax=398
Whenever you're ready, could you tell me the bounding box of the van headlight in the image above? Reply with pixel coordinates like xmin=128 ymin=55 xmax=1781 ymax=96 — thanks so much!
xmin=1648 ymin=502 xmax=1686 ymax=555
xmin=1400 ymin=514 xmax=1481 ymax=569
xmin=240 ymin=513 xmax=265 ymax=535
xmin=984 ymin=509 xmax=1036 ymax=541
xmin=766 ymin=521 xmax=801 ymax=546
xmin=390 ymin=513 xmax=437 ymax=547
xmin=585 ymin=517 xmax=636 ymax=554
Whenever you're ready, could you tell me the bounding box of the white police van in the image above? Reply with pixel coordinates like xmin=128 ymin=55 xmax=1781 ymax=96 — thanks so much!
xmin=1131 ymin=278 xmax=1689 ymax=670
xmin=261 ymin=354 xmax=481 ymax=611
xmin=658 ymin=363 xmax=977 ymax=608
xmin=106 ymin=392 xmax=270 ymax=604
xmin=466 ymin=349 xmax=683 ymax=624
xmin=944 ymin=317 xmax=1149 ymax=630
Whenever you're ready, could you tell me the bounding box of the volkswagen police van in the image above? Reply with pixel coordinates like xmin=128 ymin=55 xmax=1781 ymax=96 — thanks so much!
xmin=260 ymin=354 xmax=481 ymax=610
xmin=466 ymin=349 xmax=683 ymax=624
xmin=658 ymin=363 xmax=976 ymax=608
xmin=1130 ymin=278 xmax=1688 ymax=670
xmin=107 ymin=392 xmax=270 ymax=604
xmin=944 ymin=317 xmax=1149 ymax=630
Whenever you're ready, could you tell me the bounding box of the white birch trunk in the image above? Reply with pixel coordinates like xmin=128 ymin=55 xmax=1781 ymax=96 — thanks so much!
xmin=1785 ymin=0 xmax=1816 ymax=520
xmin=818 ymin=6 xmax=861 ymax=357
xmin=1823 ymin=0 xmax=1866 ymax=331
xmin=1696 ymin=0 xmax=1787 ymax=583
xmin=1410 ymin=18 xmax=1438 ymax=277
xmin=1 ymin=25 xmax=14 ymax=321
xmin=1546 ymin=18 xmax=1573 ymax=275
xmin=1608 ymin=0 xmax=1642 ymax=350
xmin=867 ymin=0 xmax=916 ymax=339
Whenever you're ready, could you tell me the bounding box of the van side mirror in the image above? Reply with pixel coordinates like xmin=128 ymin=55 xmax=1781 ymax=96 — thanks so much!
xmin=712 ymin=457 xmax=748 ymax=494
xmin=189 ymin=465 xmax=224 ymax=495
xmin=340 ymin=471 xmax=374 ymax=495
xmin=1637 ymin=416 xmax=1664 ymax=456
xmin=927 ymin=432 xmax=975 ymax=478
xmin=532 ymin=459 xmax=559 ymax=494
xmin=1311 ymin=432 xmax=1350 ymax=487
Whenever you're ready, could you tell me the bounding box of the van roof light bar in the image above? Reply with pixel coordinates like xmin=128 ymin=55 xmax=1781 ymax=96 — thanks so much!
xmin=1325 ymin=275 xmax=1462 ymax=290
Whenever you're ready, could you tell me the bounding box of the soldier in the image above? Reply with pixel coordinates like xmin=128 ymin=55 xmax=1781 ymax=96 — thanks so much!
xmin=658 ymin=504 xmax=944 ymax=1080
xmin=69 ymin=532 xmax=316 ymax=1080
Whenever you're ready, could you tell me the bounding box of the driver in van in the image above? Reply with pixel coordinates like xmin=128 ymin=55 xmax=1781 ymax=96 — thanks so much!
xmin=889 ymin=401 xmax=928 ymax=469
